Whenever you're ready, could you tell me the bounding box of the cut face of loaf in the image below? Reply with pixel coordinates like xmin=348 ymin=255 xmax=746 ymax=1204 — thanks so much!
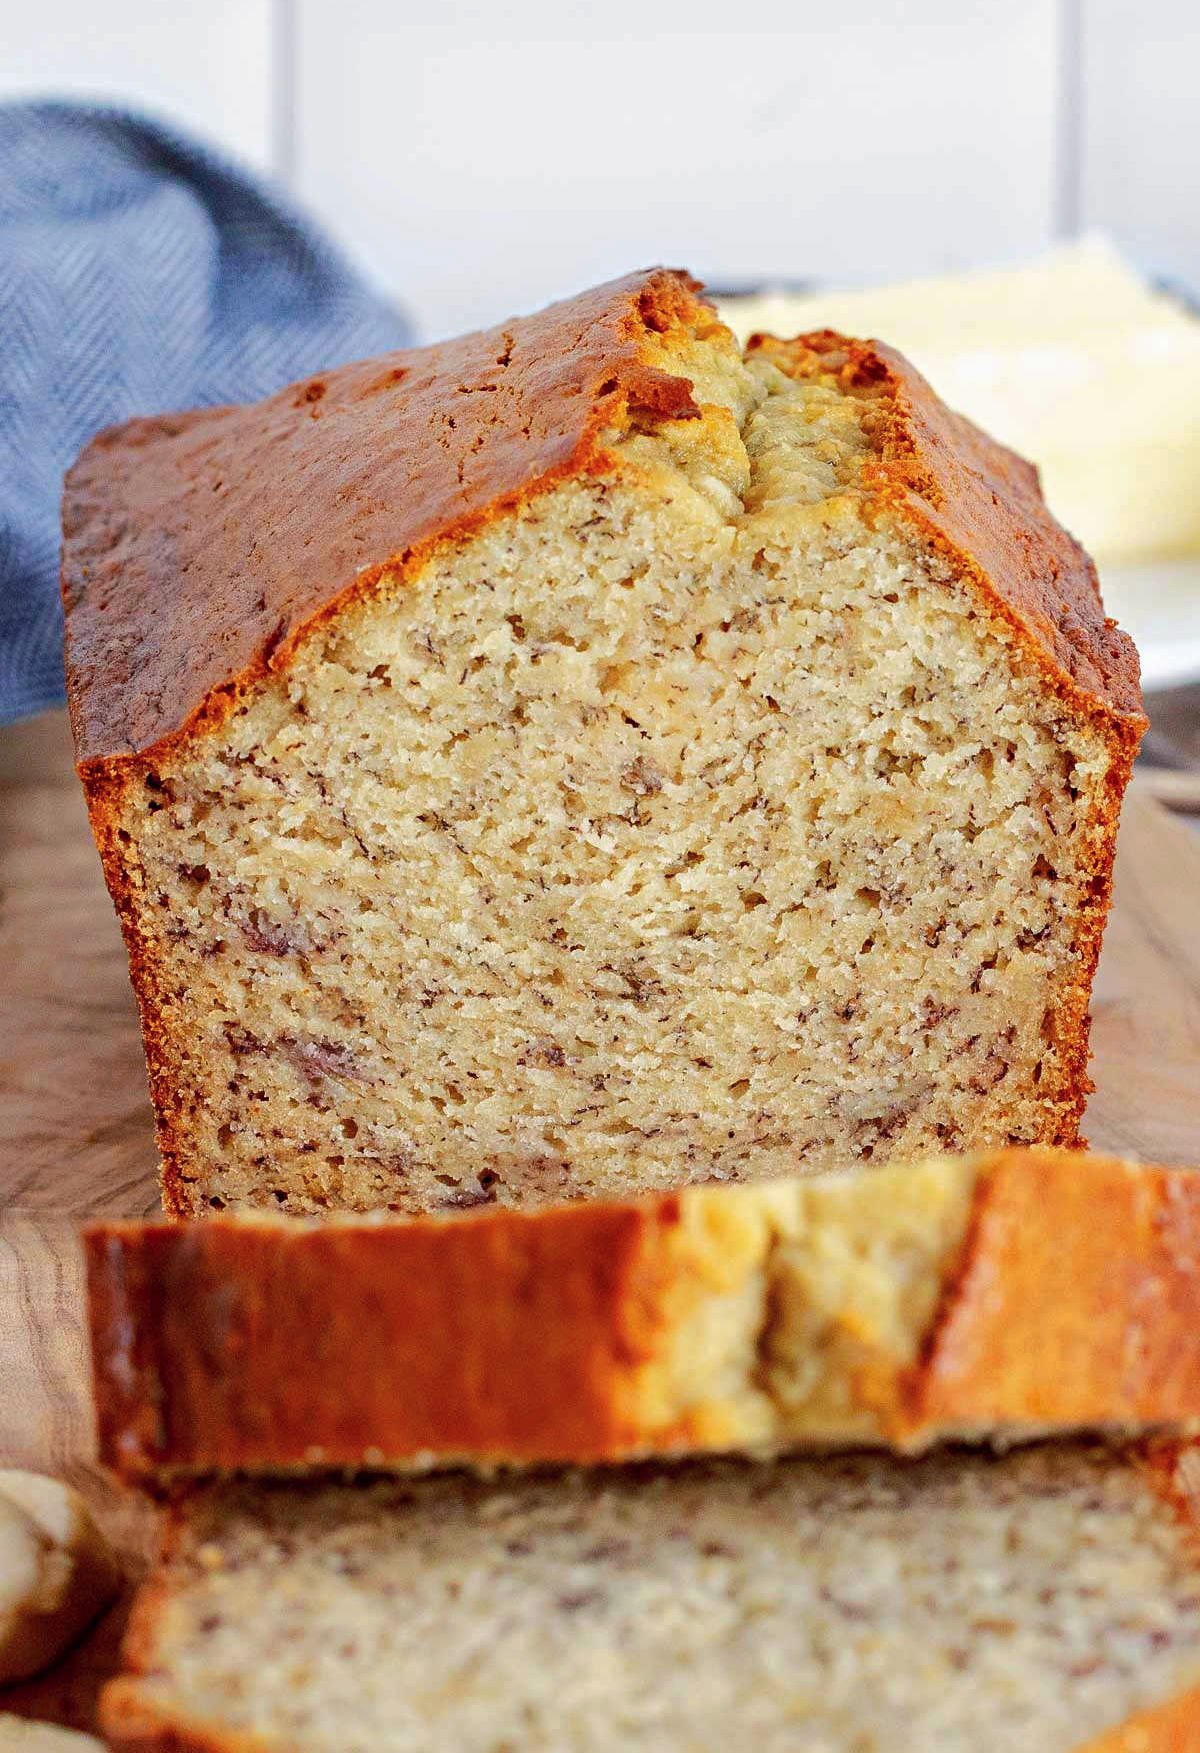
xmin=86 ymin=1150 xmax=1200 ymax=1478
xmin=102 ymin=1443 xmax=1200 ymax=1753
xmin=62 ymin=271 xmax=1145 ymax=1216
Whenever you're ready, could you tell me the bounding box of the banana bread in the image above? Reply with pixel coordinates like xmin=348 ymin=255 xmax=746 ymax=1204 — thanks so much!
xmin=62 ymin=270 xmax=1145 ymax=1217
xmin=100 ymin=1442 xmax=1200 ymax=1751
xmin=86 ymin=1150 xmax=1200 ymax=1478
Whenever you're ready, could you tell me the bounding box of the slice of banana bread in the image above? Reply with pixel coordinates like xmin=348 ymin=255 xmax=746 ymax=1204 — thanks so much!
xmin=86 ymin=1150 xmax=1200 ymax=1479
xmin=62 ymin=270 xmax=1145 ymax=1218
xmin=100 ymin=1442 xmax=1200 ymax=1752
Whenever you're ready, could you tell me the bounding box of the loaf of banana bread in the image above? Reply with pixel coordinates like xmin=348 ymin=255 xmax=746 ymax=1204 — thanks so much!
xmin=62 ymin=270 xmax=1144 ymax=1217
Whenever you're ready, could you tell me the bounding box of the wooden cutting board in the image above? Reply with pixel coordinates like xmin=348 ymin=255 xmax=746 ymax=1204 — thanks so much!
xmin=2 ymin=707 xmax=1199 ymax=1732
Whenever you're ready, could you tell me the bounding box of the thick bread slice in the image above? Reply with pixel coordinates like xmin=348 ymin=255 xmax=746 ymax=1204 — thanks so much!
xmin=87 ymin=1150 xmax=1200 ymax=1479
xmin=100 ymin=1442 xmax=1200 ymax=1752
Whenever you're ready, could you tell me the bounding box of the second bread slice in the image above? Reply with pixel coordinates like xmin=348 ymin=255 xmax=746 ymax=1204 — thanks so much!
xmin=101 ymin=1443 xmax=1200 ymax=1752
xmin=87 ymin=1149 xmax=1200 ymax=1479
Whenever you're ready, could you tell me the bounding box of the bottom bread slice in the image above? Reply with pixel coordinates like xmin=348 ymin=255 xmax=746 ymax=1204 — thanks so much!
xmin=88 ymin=1149 xmax=1200 ymax=1479
xmin=103 ymin=1442 xmax=1200 ymax=1753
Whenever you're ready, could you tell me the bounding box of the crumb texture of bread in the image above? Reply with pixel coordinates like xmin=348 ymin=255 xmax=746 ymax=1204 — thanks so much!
xmin=61 ymin=271 xmax=1144 ymax=1216
xmin=102 ymin=1444 xmax=1200 ymax=1753
xmin=87 ymin=1152 xmax=1200 ymax=1478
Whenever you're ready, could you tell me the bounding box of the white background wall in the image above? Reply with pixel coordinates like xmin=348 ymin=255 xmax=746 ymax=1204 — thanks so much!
xmin=3 ymin=0 xmax=1197 ymax=339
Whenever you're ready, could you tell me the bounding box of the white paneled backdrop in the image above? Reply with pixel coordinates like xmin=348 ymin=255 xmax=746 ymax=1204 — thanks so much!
xmin=3 ymin=0 xmax=1198 ymax=339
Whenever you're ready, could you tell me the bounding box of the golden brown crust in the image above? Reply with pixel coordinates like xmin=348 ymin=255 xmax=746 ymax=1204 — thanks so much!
xmin=77 ymin=764 xmax=194 ymax=1220
xmin=86 ymin=1153 xmax=1200 ymax=1479
xmin=100 ymin=1682 xmax=277 ymax=1753
xmin=87 ymin=1198 xmax=689 ymax=1477
xmin=96 ymin=1683 xmax=1200 ymax=1753
xmin=62 ymin=270 xmax=706 ymax=771
xmin=1075 ymin=1686 xmax=1200 ymax=1752
xmin=899 ymin=1152 xmax=1200 ymax=1440
xmin=64 ymin=283 xmax=1143 ymax=777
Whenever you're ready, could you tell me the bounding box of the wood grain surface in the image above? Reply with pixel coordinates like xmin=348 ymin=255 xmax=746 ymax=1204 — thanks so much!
xmin=1 ymin=713 xmax=159 ymax=1733
xmin=0 ymin=1213 xmax=156 ymax=1732
xmin=1 ymin=706 xmax=1198 ymax=1732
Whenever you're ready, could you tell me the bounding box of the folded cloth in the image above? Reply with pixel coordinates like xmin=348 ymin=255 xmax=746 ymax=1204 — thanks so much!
xmin=0 ymin=100 xmax=412 ymax=726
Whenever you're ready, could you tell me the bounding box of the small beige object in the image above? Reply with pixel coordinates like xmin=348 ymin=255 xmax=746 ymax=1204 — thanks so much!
xmin=0 ymin=1474 xmax=121 ymax=1686
xmin=0 ymin=1715 xmax=104 ymax=1750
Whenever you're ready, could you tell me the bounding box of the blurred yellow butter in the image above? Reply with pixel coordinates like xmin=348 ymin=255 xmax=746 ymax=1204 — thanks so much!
xmin=719 ymin=239 xmax=1200 ymax=564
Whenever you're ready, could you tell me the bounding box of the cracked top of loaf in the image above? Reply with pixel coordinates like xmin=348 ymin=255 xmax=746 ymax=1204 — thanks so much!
xmin=61 ymin=268 xmax=1144 ymax=770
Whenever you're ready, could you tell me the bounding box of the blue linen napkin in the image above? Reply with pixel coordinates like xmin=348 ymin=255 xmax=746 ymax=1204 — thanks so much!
xmin=0 ymin=100 xmax=412 ymax=725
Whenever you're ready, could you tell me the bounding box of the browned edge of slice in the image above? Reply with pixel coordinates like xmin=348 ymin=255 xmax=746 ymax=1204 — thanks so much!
xmin=86 ymin=1152 xmax=1200 ymax=1480
xmin=893 ymin=1150 xmax=1200 ymax=1442
xmin=85 ymin=1194 xmax=693 ymax=1478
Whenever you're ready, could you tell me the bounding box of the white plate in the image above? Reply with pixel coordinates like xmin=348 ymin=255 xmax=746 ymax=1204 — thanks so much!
xmin=1098 ymin=560 xmax=1200 ymax=692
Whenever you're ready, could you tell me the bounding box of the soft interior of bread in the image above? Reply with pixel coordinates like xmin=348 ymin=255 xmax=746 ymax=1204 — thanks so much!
xmin=108 ymin=1446 xmax=1200 ymax=1753
xmin=115 ymin=328 xmax=1114 ymax=1214
xmin=630 ymin=1155 xmax=983 ymax=1451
